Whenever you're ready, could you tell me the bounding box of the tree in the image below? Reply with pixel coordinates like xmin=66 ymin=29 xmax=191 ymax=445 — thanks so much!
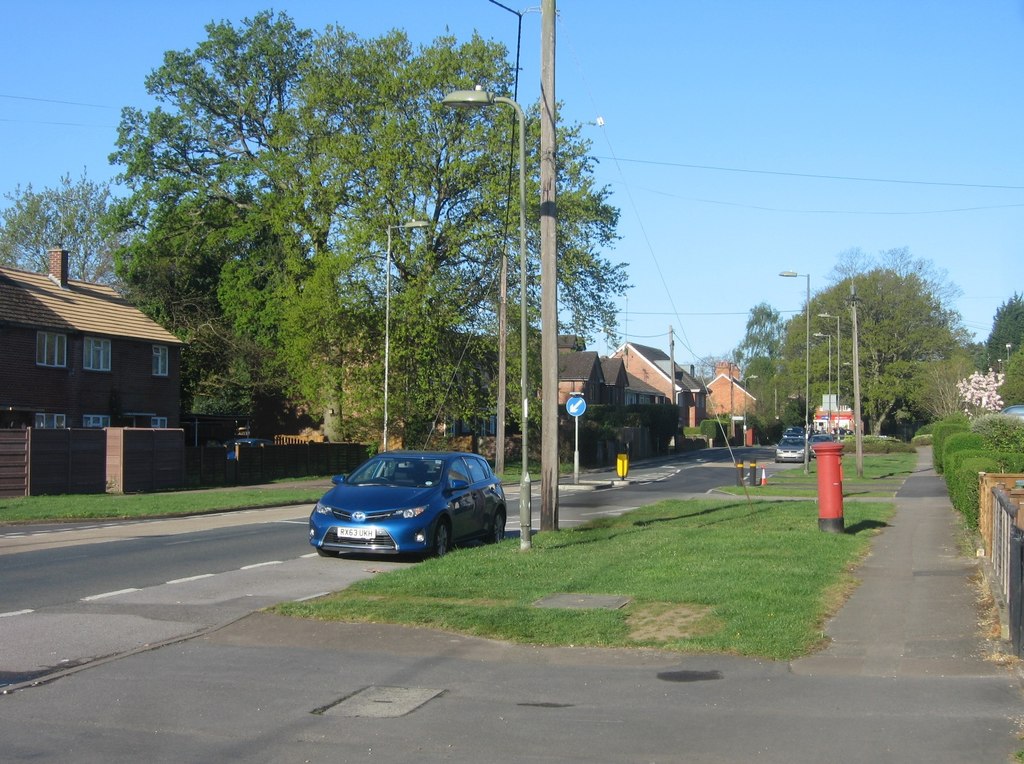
xmin=0 ymin=172 xmax=123 ymax=284
xmin=779 ymin=251 xmax=967 ymax=435
xmin=913 ymin=354 xmax=975 ymax=421
xmin=110 ymin=12 xmax=624 ymax=444
xmin=986 ymin=294 xmax=1024 ymax=370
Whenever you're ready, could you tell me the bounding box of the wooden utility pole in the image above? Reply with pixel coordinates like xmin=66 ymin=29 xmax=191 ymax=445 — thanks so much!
xmin=849 ymin=284 xmax=864 ymax=477
xmin=539 ymin=0 xmax=559 ymax=531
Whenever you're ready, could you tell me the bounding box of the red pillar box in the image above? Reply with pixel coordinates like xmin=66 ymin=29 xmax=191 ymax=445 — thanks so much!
xmin=811 ymin=441 xmax=845 ymax=533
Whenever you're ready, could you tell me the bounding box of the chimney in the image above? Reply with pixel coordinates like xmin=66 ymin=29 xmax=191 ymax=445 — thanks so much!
xmin=48 ymin=248 xmax=69 ymax=288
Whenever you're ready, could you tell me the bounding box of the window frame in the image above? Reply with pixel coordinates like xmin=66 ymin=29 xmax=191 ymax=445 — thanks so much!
xmin=83 ymin=336 xmax=112 ymax=372
xmin=34 ymin=413 xmax=67 ymax=429
xmin=152 ymin=344 xmax=169 ymax=377
xmin=82 ymin=414 xmax=111 ymax=428
xmin=150 ymin=417 xmax=168 ymax=428
xmin=35 ymin=331 xmax=67 ymax=368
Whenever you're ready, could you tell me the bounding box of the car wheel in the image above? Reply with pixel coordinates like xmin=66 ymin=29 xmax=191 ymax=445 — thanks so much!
xmin=316 ymin=546 xmax=341 ymax=558
xmin=487 ymin=510 xmax=506 ymax=544
xmin=431 ymin=519 xmax=452 ymax=557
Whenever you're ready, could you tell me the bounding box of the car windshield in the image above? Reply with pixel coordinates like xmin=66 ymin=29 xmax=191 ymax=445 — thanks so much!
xmin=347 ymin=456 xmax=445 ymax=488
xmin=778 ymin=438 xmax=804 ymax=447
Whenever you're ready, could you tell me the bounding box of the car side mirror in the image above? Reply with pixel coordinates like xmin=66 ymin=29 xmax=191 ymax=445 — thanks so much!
xmin=331 ymin=475 xmax=346 ymax=485
xmin=447 ymin=478 xmax=469 ymax=492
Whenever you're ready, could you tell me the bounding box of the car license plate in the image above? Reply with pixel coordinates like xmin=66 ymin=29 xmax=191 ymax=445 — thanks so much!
xmin=337 ymin=526 xmax=375 ymax=540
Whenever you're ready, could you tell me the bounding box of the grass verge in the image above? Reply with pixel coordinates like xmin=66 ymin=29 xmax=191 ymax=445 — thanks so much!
xmin=0 ymin=482 xmax=324 ymax=523
xmin=273 ymin=497 xmax=894 ymax=660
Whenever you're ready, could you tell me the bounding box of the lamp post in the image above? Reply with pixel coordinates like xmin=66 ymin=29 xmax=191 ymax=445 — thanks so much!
xmin=384 ymin=220 xmax=429 ymax=452
xmin=818 ymin=312 xmax=841 ymax=431
xmin=780 ymin=271 xmax=811 ymax=473
xmin=744 ymin=374 xmax=758 ymax=444
xmin=814 ymin=332 xmax=832 ymax=435
xmin=442 ymin=88 xmax=531 ymax=549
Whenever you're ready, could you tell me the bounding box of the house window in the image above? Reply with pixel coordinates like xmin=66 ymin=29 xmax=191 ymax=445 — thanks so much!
xmin=152 ymin=345 xmax=168 ymax=376
xmin=36 ymin=332 xmax=67 ymax=368
xmin=34 ymin=413 xmax=66 ymax=429
xmin=84 ymin=337 xmax=111 ymax=371
xmin=151 ymin=417 xmax=168 ymax=428
xmin=83 ymin=414 xmax=111 ymax=428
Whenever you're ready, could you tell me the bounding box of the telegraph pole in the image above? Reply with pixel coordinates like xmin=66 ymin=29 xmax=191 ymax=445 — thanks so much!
xmin=539 ymin=0 xmax=559 ymax=531
xmin=849 ymin=285 xmax=864 ymax=478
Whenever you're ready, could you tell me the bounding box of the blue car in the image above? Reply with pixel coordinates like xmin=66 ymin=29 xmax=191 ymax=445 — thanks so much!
xmin=309 ymin=451 xmax=507 ymax=558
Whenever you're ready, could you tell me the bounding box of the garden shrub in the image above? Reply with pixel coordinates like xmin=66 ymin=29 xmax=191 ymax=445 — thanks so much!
xmin=971 ymin=414 xmax=1024 ymax=453
xmin=931 ymin=420 xmax=970 ymax=473
xmin=945 ymin=451 xmax=1024 ymax=529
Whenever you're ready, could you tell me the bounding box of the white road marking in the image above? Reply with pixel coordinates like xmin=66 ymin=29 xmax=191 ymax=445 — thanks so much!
xmin=0 ymin=609 xmax=34 ymax=618
xmin=166 ymin=574 xmax=215 ymax=584
xmin=240 ymin=561 xmax=283 ymax=570
xmin=81 ymin=588 xmax=140 ymax=601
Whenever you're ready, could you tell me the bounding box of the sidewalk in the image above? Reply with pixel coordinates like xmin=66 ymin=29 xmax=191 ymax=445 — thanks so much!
xmin=794 ymin=445 xmax=1011 ymax=678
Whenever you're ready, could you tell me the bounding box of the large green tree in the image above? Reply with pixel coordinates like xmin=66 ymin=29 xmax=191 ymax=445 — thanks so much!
xmin=0 ymin=172 xmax=123 ymax=284
xmin=110 ymin=11 xmax=624 ymax=444
xmin=777 ymin=249 xmax=968 ymax=435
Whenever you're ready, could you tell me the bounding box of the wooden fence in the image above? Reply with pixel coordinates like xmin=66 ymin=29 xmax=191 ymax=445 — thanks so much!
xmin=980 ymin=473 xmax=1024 ymax=655
xmin=0 ymin=429 xmax=369 ymax=497
xmin=184 ymin=442 xmax=369 ymax=487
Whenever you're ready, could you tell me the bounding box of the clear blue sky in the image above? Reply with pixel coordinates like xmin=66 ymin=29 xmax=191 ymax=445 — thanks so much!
xmin=3 ymin=1 xmax=1022 ymax=368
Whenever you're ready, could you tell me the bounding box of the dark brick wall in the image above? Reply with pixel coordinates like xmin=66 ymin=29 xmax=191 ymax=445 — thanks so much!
xmin=0 ymin=325 xmax=181 ymax=428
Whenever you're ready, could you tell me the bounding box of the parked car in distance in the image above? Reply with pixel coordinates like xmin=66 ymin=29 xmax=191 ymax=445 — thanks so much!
xmin=224 ymin=437 xmax=273 ymax=460
xmin=775 ymin=437 xmax=807 ymax=463
xmin=224 ymin=438 xmax=273 ymax=448
xmin=1001 ymin=405 xmax=1024 ymax=419
xmin=808 ymin=432 xmax=835 ymax=457
xmin=309 ymin=451 xmax=507 ymax=558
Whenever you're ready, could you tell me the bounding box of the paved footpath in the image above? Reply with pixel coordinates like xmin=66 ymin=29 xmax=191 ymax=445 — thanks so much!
xmin=1 ymin=448 xmax=1022 ymax=762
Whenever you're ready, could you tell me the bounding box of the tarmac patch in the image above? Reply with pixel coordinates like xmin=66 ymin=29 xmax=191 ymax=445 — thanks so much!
xmin=316 ymin=686 xmax=446 ymax=718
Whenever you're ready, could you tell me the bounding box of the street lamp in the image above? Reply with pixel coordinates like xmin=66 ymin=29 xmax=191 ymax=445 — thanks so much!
xmin=814 ymin=332 xmax=832 ymax=435
xmin=443 ymin=88 xmax=531 ymax=549
xmin=780 ymin=271 xmax=811 ymax=473
xmin=384 ymin=220 xmax=429 ymax=452
xmin=818 ymin=312 xmax=841 ymax=430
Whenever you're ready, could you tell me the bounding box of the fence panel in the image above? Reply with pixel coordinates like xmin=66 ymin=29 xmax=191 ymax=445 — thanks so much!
xmin=0 ymin=430 xmax=29 ymax=498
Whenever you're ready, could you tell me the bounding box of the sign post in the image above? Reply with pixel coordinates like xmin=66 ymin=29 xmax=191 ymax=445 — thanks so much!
xmin=566 ymin=394 xmax=587 ymax=485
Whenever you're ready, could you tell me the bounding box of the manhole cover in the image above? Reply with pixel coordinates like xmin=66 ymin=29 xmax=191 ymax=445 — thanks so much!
xmin=533 ymin=593 xmax=631 ymax=610
xmin=317 ymin=686 xmax=445 ymax=718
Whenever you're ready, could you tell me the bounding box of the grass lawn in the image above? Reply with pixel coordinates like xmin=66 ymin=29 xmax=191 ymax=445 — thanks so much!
xmin=274 ymin=497 xmax=894 ymax=660
xmin=716 ymin=451 xmax=916 ymax=498
xmin=0 ymin=481 xmax=324 ymax=523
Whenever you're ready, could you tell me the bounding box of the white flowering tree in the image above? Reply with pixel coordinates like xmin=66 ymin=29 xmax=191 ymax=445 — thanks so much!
xmin=956 ymin=370 xmax=1004 ymax=418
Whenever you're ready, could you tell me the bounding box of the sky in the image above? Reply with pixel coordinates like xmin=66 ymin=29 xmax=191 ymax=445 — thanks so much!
xmin=3 ymin=0 xmax=1023 ymax=369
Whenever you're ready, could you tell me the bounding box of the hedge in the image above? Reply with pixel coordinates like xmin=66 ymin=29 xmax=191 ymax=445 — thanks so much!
xmin=944 ymin=450 xmax=1024 ymax=529
xmin=930 ymin=421 xmax=970 ymax=474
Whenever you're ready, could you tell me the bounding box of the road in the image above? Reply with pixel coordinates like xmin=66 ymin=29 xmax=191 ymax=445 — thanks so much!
xmin=2 ymin=445 xmax=1021 ymax=764
xmin=0 ymin=446 xmax=771 ymax=687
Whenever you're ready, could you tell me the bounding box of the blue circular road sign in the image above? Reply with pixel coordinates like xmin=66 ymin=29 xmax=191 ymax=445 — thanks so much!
xmin=566 ymin=396 xmax=587 ymax=417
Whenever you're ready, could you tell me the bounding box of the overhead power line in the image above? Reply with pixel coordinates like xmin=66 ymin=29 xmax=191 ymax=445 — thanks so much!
xmin=596 ymin=155 xmax=1024 ymax=191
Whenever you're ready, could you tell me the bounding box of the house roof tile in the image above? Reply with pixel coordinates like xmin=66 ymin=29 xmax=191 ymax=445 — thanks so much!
xmin=0 ymin=266 xmax=182 ymax=344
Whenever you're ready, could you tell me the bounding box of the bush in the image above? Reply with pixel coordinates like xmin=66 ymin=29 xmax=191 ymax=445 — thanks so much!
xmin=943 ymin=431 xmax=989 ymax=465
xmin=944 ymin=451 xmax=1024 ymax=529
xmin=930 ymin=419 xmax=970 ymax=473
xmin=971 ymin=414 xmax=1024 ymax=453
xmin=858 ymin=436 xmax=915 ymax=454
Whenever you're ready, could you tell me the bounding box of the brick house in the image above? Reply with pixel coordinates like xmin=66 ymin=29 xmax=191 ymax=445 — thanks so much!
xmin=611 ymin=342 xmax=707 ymax=427
xmin=705 ymin=361 xmax=757 ymax=418
xmin=0 ymin=249 xmax=183 ymax=430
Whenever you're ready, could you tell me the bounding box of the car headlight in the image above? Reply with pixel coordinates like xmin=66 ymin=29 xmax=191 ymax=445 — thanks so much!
xmin=314 ymin=502 xmax=333 ymax=515
xmin=391 ymin=506 xmax=427 ymax=519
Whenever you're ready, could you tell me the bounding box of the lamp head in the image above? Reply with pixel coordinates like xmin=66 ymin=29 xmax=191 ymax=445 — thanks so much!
xmin=442 ymin=88 xmax=494 ymax=108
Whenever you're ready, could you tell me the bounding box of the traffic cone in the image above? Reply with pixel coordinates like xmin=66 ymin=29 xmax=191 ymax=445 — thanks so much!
xmin=760 ymin=467 xmax=768 ymax=486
